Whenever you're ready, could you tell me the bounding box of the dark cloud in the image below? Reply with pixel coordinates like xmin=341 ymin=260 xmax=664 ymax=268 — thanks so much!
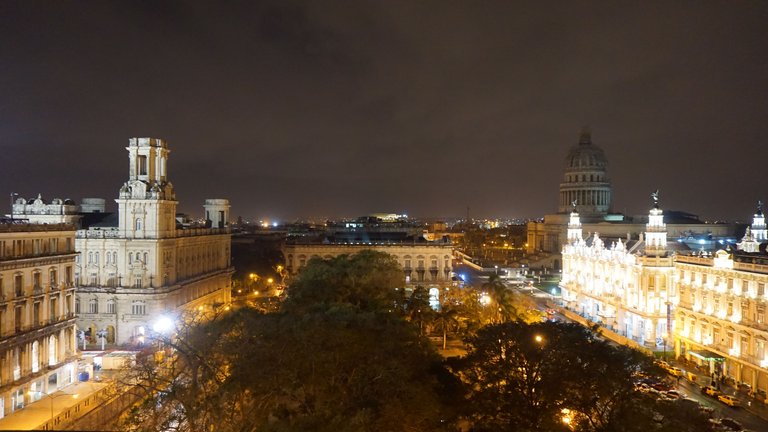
xmin=1 ymin=1 xmax=767 ymax=221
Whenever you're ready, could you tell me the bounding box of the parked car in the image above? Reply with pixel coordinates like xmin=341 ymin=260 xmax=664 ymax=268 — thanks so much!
xmin=665 ymin=390 xmax=682 ymax=399
xmin=702 ymin=386 xmax=721 ymax=397
xmin=718 ymin=394 xmax=740 ymax=407
xmin=720 ymin=417 xmax=743 ymax=430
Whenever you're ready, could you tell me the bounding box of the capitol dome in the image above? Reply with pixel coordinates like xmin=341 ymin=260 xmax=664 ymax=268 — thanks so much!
xmin=565 ymin=131 xmax=608 ymax=169
xmin=558 ymin=128 xmax=612 ymax=215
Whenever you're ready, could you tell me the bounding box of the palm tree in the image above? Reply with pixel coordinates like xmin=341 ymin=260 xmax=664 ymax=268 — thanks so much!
xmin=482 ymin=274 xmax=510 ymax=324
xmin=432 ymin=306 xmax=459 ymax=350
xmin=481 ymin=274 xmax=542 ymax=324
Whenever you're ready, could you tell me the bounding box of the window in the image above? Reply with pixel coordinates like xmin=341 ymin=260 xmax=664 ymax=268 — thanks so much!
xmin=107 ymin=300 xmax=116 ymax=314
xmin=33 ymin=272 xmax=41 ymax=290
xmin=134 ymin=277 xmax=142 ymax=289
xmin=136 ymin=218 xmax=142 ymax=231
xmin=49 ymin=269 xmax=57 ymax=287
xmin=95 ymin=252 xmax=99 ymax=265
xmin=131 ymin=301 xmax=146 ymax=316
xmin=88 ymin=299 xmax=98 ymax=314
xmin=404 ymin=259 xmax=411 ymax=269
xmin=137 ymin=155 xmax=147 ymax=175
xmin=14 ymin=275 xmax=23 ymax=297
xmin=75 ymin=299 xmax=80 ymax=314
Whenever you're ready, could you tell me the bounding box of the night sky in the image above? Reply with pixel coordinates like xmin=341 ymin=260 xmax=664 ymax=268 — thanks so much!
xmin=2 ymin=1 xmax=767 ymax=222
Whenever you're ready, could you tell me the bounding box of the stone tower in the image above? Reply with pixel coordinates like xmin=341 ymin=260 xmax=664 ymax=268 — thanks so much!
xmin=116 ymin=138 xmax=178 ymax=238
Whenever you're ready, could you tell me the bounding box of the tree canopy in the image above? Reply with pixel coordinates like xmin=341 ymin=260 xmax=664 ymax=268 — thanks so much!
xmin=282 ymin=250 xmax=405 ymax=313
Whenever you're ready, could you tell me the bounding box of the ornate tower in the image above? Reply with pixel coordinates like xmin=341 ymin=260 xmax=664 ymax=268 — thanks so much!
xmin=116 ymin=138 xmax=178 ymax=238
xmin=567 ymin=202 xmax=583 ymax=244
xmin=645 ymin=190 xmax=667 ymax=257
xmin=752 ymin=200 xmax=767 ymax=242
xmin=558 ymin=128 xmax=612 ymax=215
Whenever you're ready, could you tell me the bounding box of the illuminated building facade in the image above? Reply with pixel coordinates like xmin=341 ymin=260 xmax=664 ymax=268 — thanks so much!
xmin=675 ymin=203 xmax=768 ymax=394
xmin=72 ymin=138 xmax=233 ymax=345
xmin=283 ymin=216 xmax=454 ymax=289
xmin=0 ymin=223 xmax=78 ymax=418
xmin=560 ymin=199 xmax=675 ymax=348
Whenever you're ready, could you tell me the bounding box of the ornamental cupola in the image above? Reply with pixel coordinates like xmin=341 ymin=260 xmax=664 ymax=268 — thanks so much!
xmin=645 ymin=190 xmax=667 ymax=257
xmin=567 ymin=200 xmax=583 ymax=244
xmin=752 ymin=200 xmax=767 ymax=242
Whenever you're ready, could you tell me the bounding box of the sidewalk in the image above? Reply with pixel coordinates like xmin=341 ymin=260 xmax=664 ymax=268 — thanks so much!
xmin=0 ymin=380 xmax=108 ymax=430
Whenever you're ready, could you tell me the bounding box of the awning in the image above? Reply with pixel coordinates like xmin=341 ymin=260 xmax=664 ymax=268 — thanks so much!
xmin=689 ymin=350 xmax=725 ymax=362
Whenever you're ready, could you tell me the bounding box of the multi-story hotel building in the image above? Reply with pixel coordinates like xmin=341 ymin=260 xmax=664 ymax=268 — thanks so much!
xmin=0 ymin=223 xmax=78 ymax=418
xmin=675 ymin=204 xmax=768 ymax=393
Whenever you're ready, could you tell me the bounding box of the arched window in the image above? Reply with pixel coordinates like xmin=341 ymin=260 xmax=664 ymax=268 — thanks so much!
xmin=144 ymin=252 xmax=148 ymax=264
xmin=31 ymin=341 xmax=40 ymax=373
xmin=129 ymin=253 xmax=133 ymax=264
xmin=107 ymin=299 xmax=116 ymax=314
xmin=88 ymin=252 xmax=93 ymax=264
xmin=88 ymin=299 xmax=98 ymax=314
xmin=136 ymin=218 xmax=142 ymax=231
xmin=48 ymin=335 xmax=58 ymax=366
xmin=95 ymin=252 xmax=99 ymax=264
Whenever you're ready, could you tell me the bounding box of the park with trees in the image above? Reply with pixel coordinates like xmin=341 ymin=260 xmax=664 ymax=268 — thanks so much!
xmin=120 ymin=250 xmax=715 ymax=432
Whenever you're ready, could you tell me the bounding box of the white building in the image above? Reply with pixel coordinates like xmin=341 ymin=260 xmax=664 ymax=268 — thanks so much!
xmin=54 ymin=138 xmax=232 ymax=346
xmin=0 ymin=223 xmax=78 ymax=418
xmin=675 ymin=203 xmax=768 ymax=395
xmin=560 ymin=196 xmax=675 ymax=348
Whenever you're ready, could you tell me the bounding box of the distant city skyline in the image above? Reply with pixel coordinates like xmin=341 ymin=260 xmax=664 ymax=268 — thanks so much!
xmin=2 ymin=2 xmax=767 ymax=221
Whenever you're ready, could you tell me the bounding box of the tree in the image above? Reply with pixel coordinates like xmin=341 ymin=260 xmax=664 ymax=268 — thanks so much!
xmin=432 ymin=305 xmax=459 ymax=350
xmin=406 ymin=285 xmax=433 ymax=335
xmin=282 ymin=250 xmax=405 ymax=313
xmin=450 ymin=321 xmax=712 ymax=432
xmin=119 ymin=307 xmax=457 ymax=432
xmin=480 ymin=274 xmax=542 ymax=324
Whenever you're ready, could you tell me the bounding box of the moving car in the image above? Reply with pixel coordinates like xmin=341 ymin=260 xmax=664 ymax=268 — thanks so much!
xmin=702 ymin=386 xmax=720 ymax=397
xmin=717 ymin=394 xmax=740 ymax=407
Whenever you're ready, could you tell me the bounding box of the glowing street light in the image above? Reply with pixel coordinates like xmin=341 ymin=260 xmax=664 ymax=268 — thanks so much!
xmin=535 ymin=335 xmax=543 ymax=343
xmin=152 ymin=315 xmax=175 ymax=334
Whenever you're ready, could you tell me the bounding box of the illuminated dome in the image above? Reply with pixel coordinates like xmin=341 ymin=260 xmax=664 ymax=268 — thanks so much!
xmin=558 ymin=128 xmax=612 ymax=215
